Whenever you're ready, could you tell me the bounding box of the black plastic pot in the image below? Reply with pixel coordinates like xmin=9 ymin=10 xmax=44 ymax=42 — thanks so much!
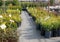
xmin=45 ymin=31 xmax=52 ymax=38
xmin=58 ymin=29 xmax=60 ymax=36
xmin=51 ymin=29 xmax=58 ymax=37
xmin=32 ymin=16 xmax=36 ymax=21
xmin=40 ymin=28 xmax=45 ymax=36
xmin=36 ymin=23 xmax=41 ymax=30
xmin=22 ymin=8 xmax=27 ymax=11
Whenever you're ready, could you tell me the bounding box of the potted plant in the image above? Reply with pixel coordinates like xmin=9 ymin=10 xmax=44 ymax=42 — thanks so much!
xmin=40 ymin=16 xmax=53 ymax=38
xmin=51 ymin=29 xmax=58 ymax=37
xmin=44 ymin=25 xmax=52 ymax=38
xmin=58 ymin=28 xmax=60 ymax=36
xmin=40 ymin=21 xmax=52 ymax=38
xmin=45 ymin=30 xmax=52 ymax=38
xmin=52 ymin=20 xmax=60 ymax=37
xmin=57 ymin=22 xmax=60 ymax=36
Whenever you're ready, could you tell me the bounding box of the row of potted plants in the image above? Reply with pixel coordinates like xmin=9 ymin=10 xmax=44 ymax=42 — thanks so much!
xmin=27 ymin=7 xmax=60 ymax=38
xmin=0 ymin=9 xmax=21 ymax=42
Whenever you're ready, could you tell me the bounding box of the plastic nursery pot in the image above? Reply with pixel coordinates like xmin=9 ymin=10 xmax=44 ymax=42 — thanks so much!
xmin=32 ymin=16 xmax=36 ymax=21
xmin=36 ymin=23 xmax=41 ymax=30
xmin=51 ymin=29 xmax=58 ymax=37
xmin=45 ymin=31 xmax=52 ymax=38
xmin=40 ymin=28 xmax=45 ymax=36
xmin=58 ymin=29 xmax=60 ymax=36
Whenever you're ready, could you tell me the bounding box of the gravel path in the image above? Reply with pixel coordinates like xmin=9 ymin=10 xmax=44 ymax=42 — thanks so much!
xmin=18 ymin=11 xmax=60 ymax=42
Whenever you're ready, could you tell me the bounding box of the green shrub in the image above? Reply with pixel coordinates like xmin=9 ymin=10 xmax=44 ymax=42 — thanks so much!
xmin=0 ymin=28 xmax=18 ymax=42
xmin=5 ymin=1 xmax=12 ymax=6
xmin=0 ymin=6 xmax=21 ymax=41
xmin=27 ymin=7 xmax=60 ymax=31
xmin=5 ymin=0 xmax=19 ymax=6
xmin=6 ymin=6 xmax=22 ymax=10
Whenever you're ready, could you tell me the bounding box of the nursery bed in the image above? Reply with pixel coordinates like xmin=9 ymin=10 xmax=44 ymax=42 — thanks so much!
xmin=27 ymin=7 xmax=60 ymax=38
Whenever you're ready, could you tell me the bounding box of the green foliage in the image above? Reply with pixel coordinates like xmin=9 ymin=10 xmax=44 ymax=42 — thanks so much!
xmin=5 ymin=0 xmax=19 ymax=6
xmin=0 ymin=9 xmax=21 ymax=41
xmin=19 ymin=2 xmax=47 ymax=8
xmin=12 ymin=0 xmax=19 ymax=5
xmin=0 ymin=28 xmax=18 ymax=41
xmin=5 ymin=1 xmax=12 ymax=6
xmin=50 ymin=0 xmax=54 ymax=5
xmin=0 ymin=1 xmax=3 ymax=6
xmin=27 ymin=7 xmax=60 ymax=31
xmin=5 ymin=6 xmax=22 ymax=11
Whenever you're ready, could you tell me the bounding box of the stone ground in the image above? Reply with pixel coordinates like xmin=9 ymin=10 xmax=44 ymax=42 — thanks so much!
xmin=17 ymin=11 xmax=60 ymax=42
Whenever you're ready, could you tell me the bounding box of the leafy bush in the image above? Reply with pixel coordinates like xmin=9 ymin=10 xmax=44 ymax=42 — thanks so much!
xmin=6 ymin=9 xmax=21 ymax=23
xmin=6 ymin=6 xmax=22 ymax=10
xmin=0 ymin=28 xmax=18 ymax=42
xmin=0 ymin=9 xmax=21 ymax=41
xmin=20 ymin=2 xmax=48 ymax=7
xmin=27 ymin=7 xmax=60 ymax=31
xmin=5 ymin=0 xmax=19 ymax=6
xmin=6 ymin=9 xmax=20 ymax=14
xmin=5 ymin=1 xmax=12 ymax=6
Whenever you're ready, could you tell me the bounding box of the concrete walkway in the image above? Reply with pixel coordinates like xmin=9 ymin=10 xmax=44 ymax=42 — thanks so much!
xmin=18 ymin=11 xmax=60 ymax=42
